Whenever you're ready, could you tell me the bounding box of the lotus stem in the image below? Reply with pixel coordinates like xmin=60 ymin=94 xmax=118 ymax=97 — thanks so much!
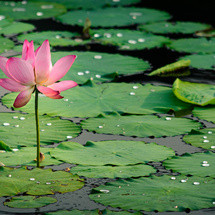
xmin=35 ymin=88 xmax=40 ymax=168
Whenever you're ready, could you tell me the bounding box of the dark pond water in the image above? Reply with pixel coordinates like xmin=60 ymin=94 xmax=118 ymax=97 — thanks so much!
xmin=0 ymin=0 xmax=214 ymax=215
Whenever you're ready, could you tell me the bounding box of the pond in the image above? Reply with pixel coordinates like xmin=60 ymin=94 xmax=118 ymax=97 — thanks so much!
xmin=0 ymin=0 xmax=215 ymax=215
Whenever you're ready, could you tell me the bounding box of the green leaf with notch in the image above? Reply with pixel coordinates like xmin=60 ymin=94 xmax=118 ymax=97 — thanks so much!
xmin=192 ymin=106 xmax=215 ymax=123
xmin=51 ymin=140 xmax=175 ymax=165
xmin=90 ymin=175 xmax=215 ymax=212
xmin=56 ymin=7 xmax=171 ymax=27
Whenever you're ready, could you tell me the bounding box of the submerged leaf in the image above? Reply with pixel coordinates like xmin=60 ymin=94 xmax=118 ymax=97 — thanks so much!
xmin=172 ymin=78 xmax=215 ymax=106
xmin=148 ymin=60 xmax=191 ymax=76
xmin=4 ymin=196 xmax=57 ymax=208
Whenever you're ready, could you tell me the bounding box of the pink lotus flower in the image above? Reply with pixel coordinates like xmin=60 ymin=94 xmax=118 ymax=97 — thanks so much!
xmin=0 ymin=40 xmax=77 ymax=108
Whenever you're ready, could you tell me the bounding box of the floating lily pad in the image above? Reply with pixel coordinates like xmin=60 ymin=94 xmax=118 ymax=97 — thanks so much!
xmin=148 ymin=60 xmax=190 ymax=76
xmin=30 ymin=0 xmax=141 ymax=9
xmin=0 ymin=22 xmax=35 ymax=36
xmin=164 ymin=152 xmax=215 ymax=177
xmin=52 ymin=51 xmax=150 ymax=83
xmin=4 ymin=196 xmax=57 ymax=208
xmin=173 ymin=79 xmax=215 ymax=106
xmin=168 ymin=38 xmax=215 ymax=54
xmin=0 ymin=1 xmax=66 ymax=20
xmin=17 ymin=31 xmax=89 ymax=47
xmin=0 ymin=147 xmax=62 ymax=166
xmin=0 ymin=113 xmax=81 ymax=148
xmin=180 ymin=54 xmax=215 ymax=70
xmin=183 ymin=128 xmax=215 ymax=150
xmin=2 ymin=82 xmax=191 ymax=118
xmin=0 ymin=37 xmax=14 ymax=53
xmin=139 ymin=21 xmax=211 ymax=34
xmin=91 ymin=29 xmax=170 ymax=50
xmin=0 ymin=166 xmax=84 ymax=197
xmin=51 ymin=140 xmax=175 ymax=165
xmin=90 ymin=175 xmax=215 ymax=212
xmin=192 ymin=106 xmax=215 ymax=123
xmin=56 ymin=7 xmax=171 ymax=27
xmin=71 ymin=164 xmax=156 ymax=179
xmin=82 ymin=114 xmax=202 ymax=138
xmin=46 ymin=209 xmax=138 ymax=215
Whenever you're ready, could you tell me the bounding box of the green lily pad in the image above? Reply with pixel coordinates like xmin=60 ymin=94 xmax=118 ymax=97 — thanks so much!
xmin=0 ymin=18 xmax=12 ymax=28
xmin=0 ymin=147 xmax=62 ymax=166
xmin=0 ymin=22 xmax=35 ymax=36
xmin=183 ymin=128 xmax=215 ymax=150
xmin=51 ymin=140 xmax=175 ymax=165
xmin=52 ymin=51 xmax=150 ymax=83
xmin=0 ymin=112 xmax=81 ymax=148
xmin=17 ymin=31 xmax=89 ymax=47
xmin=0 ymin=37 xmax=14 ymax=53
xmin=30 ymin=0 xmax=141 ymax=9
xmin=56 ymin=7 xmax=171 ymax=27
xmin=148 ymin=60 xmax=191 ymax=76
xmin=46 ymin=209 xmax=139 ymax=215
xmin=2 ymin=82 xmax=191 ymax=118
xmin=90 ymin=175 xmax=215 ymax=212
xmin=164 ymin=151 xmax=215 ymax=177
xmin=0 ymin=166 xmax=84 ymax=197
xmin=71 ymin=164 xmax=156 ymax=178
xmin=0 ymin=141 xmax=12 ymax=152
xmin=0 ymin=1 xmax=66 ymax=20
xmin=192 ymin=106 xmax=215 ymax=123
xmin=180 ymin=54 xmax=215 ymax=70
xmin=139 ymin=21 xmax=211 ymax=34
xmin=172 ymin=79 xmax=215 ymax=106
xmin=4 ymin=196 xmax=57 ymax=208
xmin=81 ymin=114 xmax=202 ymax=138
xmin=91 ymin=29 xmax=170 ymax=50
xmin=168 ymin=38 xmax=215 ymax=54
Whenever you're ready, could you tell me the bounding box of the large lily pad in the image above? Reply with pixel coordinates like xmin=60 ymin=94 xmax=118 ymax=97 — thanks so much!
xmin=30 ymin=0 xmax=141 ymax=9
xmin=2 ymin=82 xmax=191 ymax=118
xmin=91 ymin=29 xmax=170 ymax=50
xmin=0 ymin=166 xmax=84 ymax=197
xmin=4 ymin=196 xmax=57 ymax=208
xmin=0 ymin=37 xmax=14 ymax=53
xmin=51 ymin=140 xmax=175 ymax=165
xmin=71 ymin=164 xmax=156 ymax=179
xmin=0 ymin=113 xmax=81 ymax=148
xmin=139 ymin=21 xmax=211 ymax=34
xmin=173 ymin=78 xmax=215 ymax=106
xmin=180 ymin=54 xmax=215 ymax=71
xmin=168 ymin=38 xmax=215 ymax=54
xmin=52 ymin=51 xmax=150 ymax=83
xmin=0 ymin=147 xmax=62 ymax=166
xmin=56 ymin=7 xmax=171 ymax=27
xmin=17 ymin=31 xmax=89 ymax=47
xmin=0 ymin=22 xmax=35 ymax=36
xmin=183 ymin=128 xmax=215 ymax=150
xmin=163 ymin=151 xmax=215 ymax=177
xmin=81 ymin=114 xmax=202 ymax=138
xmin=0 ymin=1 xmax=66 ymax=20
xmin=192 ymin=106 xmax=215 ymax=123
xmin=148 ymin=60 xmax=190 ymax=76
xmin=90 ymin=175 xmax=215 ymax=212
